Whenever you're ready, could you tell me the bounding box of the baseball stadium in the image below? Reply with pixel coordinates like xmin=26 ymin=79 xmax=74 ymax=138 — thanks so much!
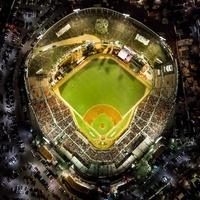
xmin=25 ymin=7 xmax=178 ymax=191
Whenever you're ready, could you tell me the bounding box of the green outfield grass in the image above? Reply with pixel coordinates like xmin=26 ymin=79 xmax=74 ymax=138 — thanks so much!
xmin=59 ymin=58 xmax=146 ymax=116
xmin=58 ymin=56 xmax=146 ymax=149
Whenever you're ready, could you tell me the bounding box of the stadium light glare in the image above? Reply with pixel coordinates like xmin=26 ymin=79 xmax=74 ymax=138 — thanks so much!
xmin=73 ymin=8 xmax=80 ymax=13
xmin=131 ymin=163 xmax=135 ymax=168
xmin=160 ymin=36 xmax=166 ymax=41
xmin=155 ymin=136 xmax=162 ymax=144
xmin=122 ymin=13 xmax=130 ymax=18
xmin=43 ymin=136 xmax=50 ymax=144
xmin=36 ymin=68 xmax=43 ymax=74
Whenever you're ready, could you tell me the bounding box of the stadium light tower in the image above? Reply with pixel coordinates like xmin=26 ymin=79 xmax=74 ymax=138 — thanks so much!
xmin=73 ymin=8 xmax=80 ymax=13
xmin=159 ymin=36 xmax=166 ymax=41
xmin=122 ymin=13 xmax=130 ymax=18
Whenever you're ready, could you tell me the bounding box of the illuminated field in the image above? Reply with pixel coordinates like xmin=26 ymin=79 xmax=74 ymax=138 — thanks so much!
xmin=54 ymin=55 xmax=149 ymax=149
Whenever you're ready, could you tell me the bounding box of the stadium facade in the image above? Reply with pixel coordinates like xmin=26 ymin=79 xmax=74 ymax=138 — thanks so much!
xmin=25 ymin=7 xmax=178 ymax=184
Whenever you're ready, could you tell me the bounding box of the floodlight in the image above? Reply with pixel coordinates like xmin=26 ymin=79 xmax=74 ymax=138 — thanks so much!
xmin=73 ymin=8 xmax=80 ymax=13
xmin=160 ymin=36 xmax=166 ymax=41
xmin=155 ymin=136 xmax=162 ymax=144
xmin=43 ymin=136 xmax=50 ymax=144
xmin=122 ymin=13 xmax=130 ymax=18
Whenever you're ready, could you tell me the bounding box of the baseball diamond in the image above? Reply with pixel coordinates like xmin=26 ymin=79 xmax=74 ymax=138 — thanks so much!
xmin=53 ymin=54 xmax=150 ymax=149
xmin=83 ymin=104 xmax=122 ymax=125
